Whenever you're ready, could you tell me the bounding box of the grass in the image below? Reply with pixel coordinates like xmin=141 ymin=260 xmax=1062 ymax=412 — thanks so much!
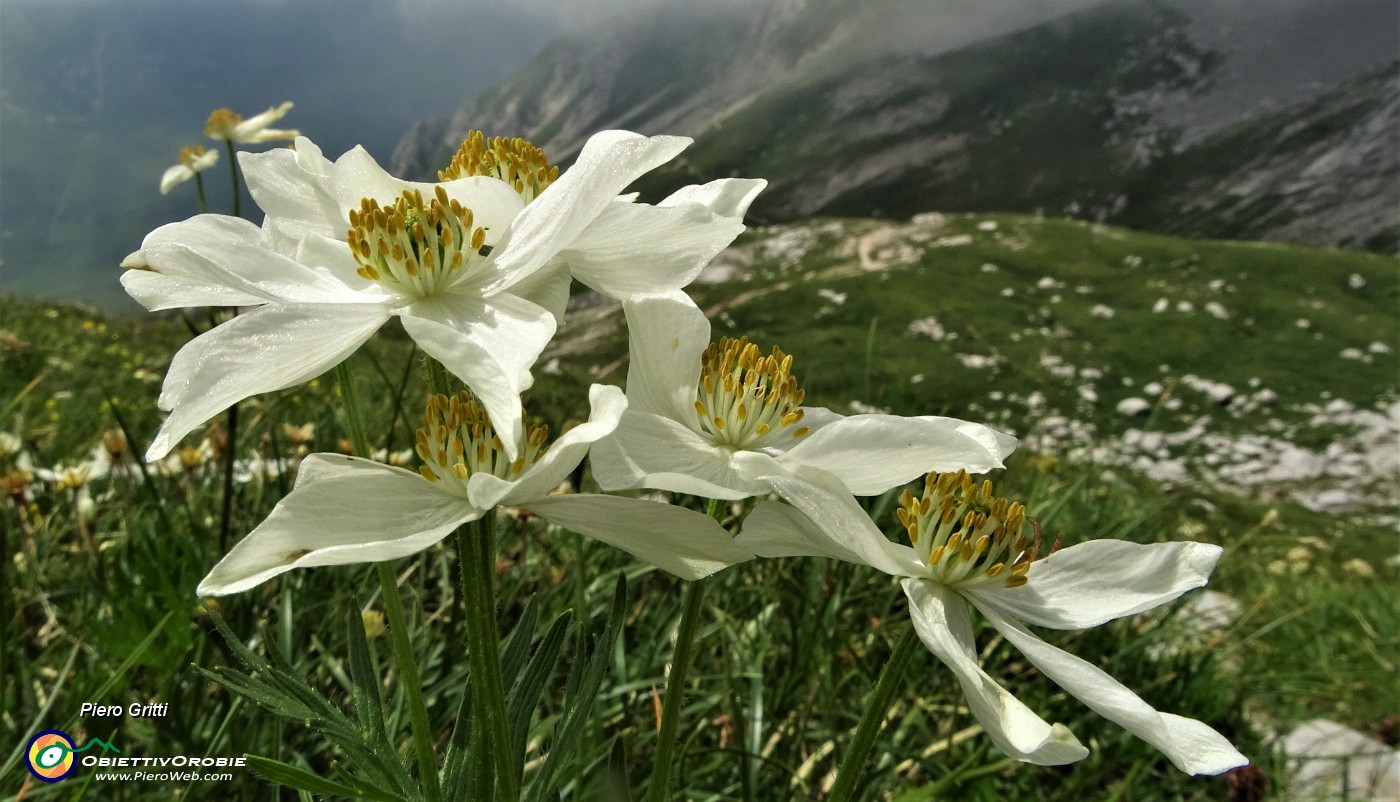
xmin=0 ymin=212 xmax=1395 ymax=800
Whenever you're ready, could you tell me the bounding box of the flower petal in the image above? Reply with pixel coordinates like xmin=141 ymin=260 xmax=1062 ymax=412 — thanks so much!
xmin=149 ymin=303 xmax=389 ymax=461
xmin=903 ymin=579 xmax=1090 ymax=765
xmin=482 ymin=130 xmax=691 ymax=294
xmin=778 ymin=414 xmax=1017 ymax=496
xmin=659 ymin=178 xmax=767 ymax=218
xmin=522 ymin=494 xmax=750 ymax=580
xmin=197 ymin=455 xmax=476 ymax=595
xmin=622 ymin=292 xmax=709 ymax=419
xmin=121 ymin=265 xmax=265 ymax=311
xmin=589 ymin=409 xmax=761 ymax=500
xmin=128 ymin=215 xmax=367 ymax=309
xmin=734 ymin=461 xmax=926 ymax=577
xmin=468 ymin=384 xmax=627 ymax=509
xmin=330 ymin=148 xmax=525 ymax=251
xmin=980 ymin=603 xmax=1248 ymax=774
xmin=559 ymin=200 xmax=744 ymax=298
xmin=239 ymin=140 xmax=342 ymax=241
xmin=500 ymin=258 xmax=572 ymax=325
xmin=159 ymin=164 xmax=195 ymax=194
xmin=397 ymin=293 xmax=556 ymax=461
xmin=969 ymin=540 xmax=1224 ymax=630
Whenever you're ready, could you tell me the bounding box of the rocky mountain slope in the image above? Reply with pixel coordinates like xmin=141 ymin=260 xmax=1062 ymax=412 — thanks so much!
xmin=392 ymin=0 xmax=1399 ymax=252
xmin=543 ymin=213 xmax=1399 ymax=520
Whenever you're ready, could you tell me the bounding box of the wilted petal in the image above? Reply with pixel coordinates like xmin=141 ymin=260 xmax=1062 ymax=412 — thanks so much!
xmin=969 ymin=541 xmax=1224 ymax=630
xmin=149 ymin=304 xmax=389 ymax=460
xmin=904 ymin=579 xmax=1089 ymax=765
xmin=778 ymin=414 xmax=1017 ymax=496
xmin=981 ymin=604 xmax=1248 ymax=775
xmin=197 ymin=456 xmax=476 ymax=595
xmin=523 ymin=494 xmax=750 ymax=580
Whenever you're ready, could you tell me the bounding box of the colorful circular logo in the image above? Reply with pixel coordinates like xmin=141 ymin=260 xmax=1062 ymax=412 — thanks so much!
xmin=26 ymin=730 xmax=76 ymax=782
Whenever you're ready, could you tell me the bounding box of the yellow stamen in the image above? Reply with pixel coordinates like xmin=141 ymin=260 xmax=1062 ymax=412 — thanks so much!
xmin=438 ymin=131 xmax=559 ymax=203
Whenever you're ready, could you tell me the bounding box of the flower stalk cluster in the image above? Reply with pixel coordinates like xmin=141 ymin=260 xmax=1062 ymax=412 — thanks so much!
xmin=121 ymin=106 xmax=1248 ymax=800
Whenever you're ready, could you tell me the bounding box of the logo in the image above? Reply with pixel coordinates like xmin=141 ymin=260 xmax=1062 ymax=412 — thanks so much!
xmin=25 ymin=730 xmax=120 ymax=783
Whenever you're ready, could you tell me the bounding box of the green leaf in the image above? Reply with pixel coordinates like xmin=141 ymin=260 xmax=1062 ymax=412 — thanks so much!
xmin=346 ymin=605 xmax=389 ymax=747
xmin=500 ymin=595 xmax=542 ymax=690
xmin=507 ymin=610 xmax=573 ymax=782
xmin=600 ymin=737 xmax=634 ymax=802
xmin=525 ymin=574 xmax=627 ymax=802
xmin=245 ymin=754 xmax=405 ymax=801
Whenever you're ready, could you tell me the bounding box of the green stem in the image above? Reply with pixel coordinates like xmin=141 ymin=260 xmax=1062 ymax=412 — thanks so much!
xmin=826 ymin=625 xmax=921 ymax=802
xmin=193 ymin=172 xmax=207 ymax=214
xmin=647 ymin=498 xmax=723 ymax=802
xmin=423 ymin=354 xmax=454 ymax=398
xmin=458 ymin=513 xmax=518 ymax=800
xmin=216 ymin=400 xmax=238 ymax=552
xmin=336 ymin=364 xmax=441 ymax=801
xmin=224 ymin=140 xmax=240 ymax=218
xmin=335 ymin=363 xmax=370 ymax=458
xmin=377 ymin=563 xmax=442 ymax=802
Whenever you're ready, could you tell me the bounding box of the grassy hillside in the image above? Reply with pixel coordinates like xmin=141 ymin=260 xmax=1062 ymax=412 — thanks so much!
xmin=1 ymin=217 xmax=1395 ymax=799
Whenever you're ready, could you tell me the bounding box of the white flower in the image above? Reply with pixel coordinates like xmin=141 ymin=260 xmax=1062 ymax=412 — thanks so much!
xmin=197 ymin=385 xmax=749 ymax=595
xmin=589 ymin=293 xmax=1017 ymax=501
xmin=123 ymin=131 xmax=761 ymax=462
xmin=33 ymin=459 xmax=109 ymax=490
xmin=735 ymin=466 xmax=1248 ymax=774
xmin=204 ymin=102 xmax=299 ymax=144
xmin=159 ymin=146 xmax=219 ymax=194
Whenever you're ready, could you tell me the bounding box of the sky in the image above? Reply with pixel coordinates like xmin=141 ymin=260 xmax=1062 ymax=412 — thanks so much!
xmin=0 ymin=0 xmax=625 ymax=307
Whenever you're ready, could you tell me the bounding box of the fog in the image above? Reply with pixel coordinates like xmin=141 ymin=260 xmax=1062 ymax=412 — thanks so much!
xmin=0 ymin=0 xmax=1227 ymax=308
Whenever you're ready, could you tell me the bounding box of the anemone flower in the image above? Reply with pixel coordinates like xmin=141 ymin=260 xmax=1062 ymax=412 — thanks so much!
xmin=197 ymin=385 xmax=749 ymax=595
xmin=159 ymin=146 xmax=219 ymax=195
xmin=123 ymin=131 xmax=761 ymax=463
xmin=204 ymin=102 xmax=299 ymax=144
xmin=734 ymin=463 xmax=1249 ymax=775
xmin=589 ymin=292 xmax=1018 ymax=501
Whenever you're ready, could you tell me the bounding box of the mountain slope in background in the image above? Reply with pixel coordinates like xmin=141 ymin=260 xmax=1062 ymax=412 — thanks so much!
xmin=393 ymin=0 xmax=1399 ymax=252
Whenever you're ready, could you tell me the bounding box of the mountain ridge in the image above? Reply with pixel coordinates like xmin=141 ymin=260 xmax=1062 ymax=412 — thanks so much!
xmin=391 ymin=0 xmax=1399 ymax=253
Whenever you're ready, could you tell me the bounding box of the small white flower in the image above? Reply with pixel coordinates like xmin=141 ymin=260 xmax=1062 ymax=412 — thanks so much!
xmin=124 ymin=131 xmax=761 ymax=462
xmin=204 ymin=102 xmax=299 ymax=144
xmin=159 ymin=146 xmax=219 ymax=195
xmin=736 ymin=466 xmax=1248 ymax=774
xmin=198 ymin=385 xmax=748 ymax=595
xmin=589 ymin=293 xmax=1016 ymax=501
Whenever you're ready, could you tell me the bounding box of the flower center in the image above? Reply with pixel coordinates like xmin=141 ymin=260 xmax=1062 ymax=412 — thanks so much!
xmin=693 ymin=336 xmax=810 ymax=449
xmin=178 ymin=145 xmax=210 ymax=167
xmin=204 ymin=108 xmax=242 ymax=139
xmin=347 ymin=186 xmax=488 ymax=298
xmin=415 ymin=391 xmax=549 ymax=495
xmin=897 ymin=471 xmax=1057 ymax=589
xmin=438 ymin=131 xmax=558 ymax=203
